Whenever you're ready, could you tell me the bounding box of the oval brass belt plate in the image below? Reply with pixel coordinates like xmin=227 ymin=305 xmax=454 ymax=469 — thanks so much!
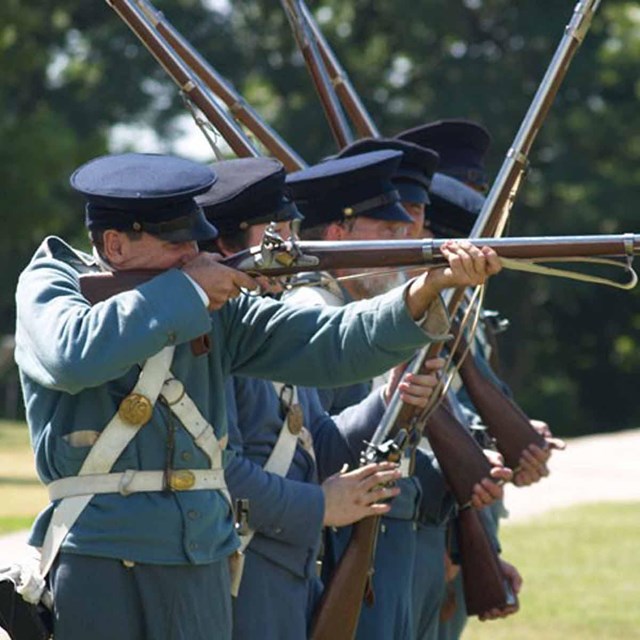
xmin=168 ymin=469 xmax=196 ymax=491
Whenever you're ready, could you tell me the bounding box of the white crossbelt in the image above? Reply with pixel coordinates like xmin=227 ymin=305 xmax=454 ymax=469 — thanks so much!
xmin=237 ymin=382 xmax=306 ymax=557
xmin=38 ymin=347 xmax=176 ymax=581
xmin=231 ymin=382 xmax=312 ymax=597
xmin=160 ymin=376 xmax=230 ymax=505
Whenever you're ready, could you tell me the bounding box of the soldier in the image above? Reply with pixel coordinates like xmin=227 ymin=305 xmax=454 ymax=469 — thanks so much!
xmin=397 ymin=118 xmax=492 ymax=194
xmin=196 ymin=156 xmax=441 ymax=640
xmin=398 ymin=119 xmax=561 ymax=482
xmin=284 ymin=144 xmax=509 ymax=640
xmin=414 ymin=173 xmax=526 ymax=639
xmin=14 ymin=152 xmax=501 ymax=640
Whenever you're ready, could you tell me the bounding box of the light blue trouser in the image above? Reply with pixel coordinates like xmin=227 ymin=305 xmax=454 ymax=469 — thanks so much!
xmin=232 ymin=548 xmax=322 ymax=640
xmin=413 ymin=523 xmax=447 ymax=640
xmin=50 ymin=553 xmax=232 ymax=640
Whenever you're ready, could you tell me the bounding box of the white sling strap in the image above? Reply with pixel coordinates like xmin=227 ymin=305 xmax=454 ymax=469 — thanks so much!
xmin=38 ymin=347 xmax=176 ymax=579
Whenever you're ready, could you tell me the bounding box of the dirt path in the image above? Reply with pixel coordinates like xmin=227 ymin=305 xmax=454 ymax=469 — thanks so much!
xmin=503 ymin=428 xmax=640 ymax=523
xmin=1 ymin=429 xmax=638 ymax=562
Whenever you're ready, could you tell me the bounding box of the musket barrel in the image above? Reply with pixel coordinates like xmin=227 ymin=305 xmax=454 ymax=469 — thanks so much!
xmin=280 ymin=0 xmax=355 ymax=148
xmin=245 ymin=234 xmax=640 ymax=276
xmin=107 ymin=0 xmax=259 ymax=158
xmin=475 ymin=0 xmax=601 ymax=239
xmin=133 ymin=0 xmax=307 ymax=171
xmin=299 ymin=0 xmax=380 ymax=139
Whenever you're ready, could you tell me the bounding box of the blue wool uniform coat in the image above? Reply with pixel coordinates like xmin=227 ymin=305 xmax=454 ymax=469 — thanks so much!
xmin=15 ymin=237 xmax=439 ymax=565
xmin=225 ymin=376 xmax=389 ymax=639
xmin=15 ymin=237 xmax=450 ymax=639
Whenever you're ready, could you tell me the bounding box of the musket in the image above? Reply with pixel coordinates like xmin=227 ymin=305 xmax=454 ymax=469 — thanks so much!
xmin=106 ymin=0 xmax=259 ymax=159
xmin=371 ymin=0 xmax=603 ymax=618
xmin=292 ymin=0 xmax=604 ymax=627
xmin=130 ymin=0 xmax=306 ymax=172
xmin=297 ymin=0 xmax=380 ymax=139
xmin=78 ymin=233 xmax=640 ymax=304
xmin=281 ymin=4 xmax=517 ymax=628
xmin=279 ymin=0 xmax=355 ymax=148
xmin=375 ymin=0 xmax=604 ymax=478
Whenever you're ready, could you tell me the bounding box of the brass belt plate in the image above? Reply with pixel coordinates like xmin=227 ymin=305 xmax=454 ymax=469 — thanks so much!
xmin=118 ymin=393 xmax=153 ymax=426
xmin=168 ymin=469 xmax=196 ymax=491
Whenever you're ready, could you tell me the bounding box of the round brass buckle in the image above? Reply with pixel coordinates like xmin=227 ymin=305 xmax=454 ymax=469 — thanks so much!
xmin=118 ymin=393 xmax=153 ymax=426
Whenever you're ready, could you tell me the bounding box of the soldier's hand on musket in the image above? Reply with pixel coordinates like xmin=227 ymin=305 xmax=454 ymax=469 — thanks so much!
xmin=322 ymin=462 xmax=402 ymax=527
xmin=382 ymin=358 xmax=445 ymax=407
xmin=182 ymin=252 xmax=259 ymax=310
xmin=513 ymin=420 xmax=566 ymax=486
xmin=478 ymin=558 xmax=522 ymax=621
xmin=470 ymin=449 xmax=513 ymax=509
xmin=406 ymin=240 xmax=502 ymax=320
xmin=531 ymin=418 xmax=567 ymax=451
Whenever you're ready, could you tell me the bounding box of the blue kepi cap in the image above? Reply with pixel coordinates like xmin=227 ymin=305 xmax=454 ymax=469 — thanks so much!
xmin=426 ymin=173 xmax=485 ymax=237
xmin=397 ymin=119 xmax=491 ymax=192
xmin=286 ymin=150 xmax=413 ymax=229
xmin=196 ymin=158 xmax=302 ymax=236
xmin=335 ymin=138 xmax=439 ymax=206
xmin=71 ymin=152 xmax=219 ymax=242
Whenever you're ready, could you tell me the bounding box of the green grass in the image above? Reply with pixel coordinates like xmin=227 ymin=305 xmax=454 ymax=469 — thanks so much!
xmin=0 ymin=516 xmax=36 ymax=535
xmin=0 ymin=419 xmax=47 ymax=531
xmin=465 ymin=502 xmax=640 ymax=640
xmin=0 ymin=419 xmax=32 ymax=448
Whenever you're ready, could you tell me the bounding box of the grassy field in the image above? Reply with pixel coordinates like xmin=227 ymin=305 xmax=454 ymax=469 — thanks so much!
xmin=0 ymin=419 xmax=47 ymax=533
xmin=466 ymin=502 xmax=640 ymax=640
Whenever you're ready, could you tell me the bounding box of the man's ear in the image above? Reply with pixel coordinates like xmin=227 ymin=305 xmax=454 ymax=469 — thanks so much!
xmin=102 ymin=230 xmax=128 ymax=266
xmin=215 ymin=236 xmax=235 ymax=258
xmin=325 ymin=222 xmax=345 ymax=241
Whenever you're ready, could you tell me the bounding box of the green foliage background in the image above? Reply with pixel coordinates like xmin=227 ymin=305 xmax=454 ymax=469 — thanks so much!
xmin=1 ymin=0 xmax=639 ymax=435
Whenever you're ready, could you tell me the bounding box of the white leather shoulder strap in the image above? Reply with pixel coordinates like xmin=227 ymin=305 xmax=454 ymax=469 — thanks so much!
xmin=39 ymin=346 xmax=175 ymax=578
xmin=236 ymin=382 xmax=307 ymax=557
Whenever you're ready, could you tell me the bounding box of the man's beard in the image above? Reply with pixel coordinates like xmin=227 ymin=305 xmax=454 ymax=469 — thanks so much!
xmin=353 ymin=269 xmax=408 ymax=298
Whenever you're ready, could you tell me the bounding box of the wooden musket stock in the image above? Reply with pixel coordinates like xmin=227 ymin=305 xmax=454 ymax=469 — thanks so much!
xmin=456 ymin=507 xmax=518 ymax=616
xmin=310 ymin=516 xmax=380 ymax=640
xmin=452 ymin=330 xmax=546 ymax=470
